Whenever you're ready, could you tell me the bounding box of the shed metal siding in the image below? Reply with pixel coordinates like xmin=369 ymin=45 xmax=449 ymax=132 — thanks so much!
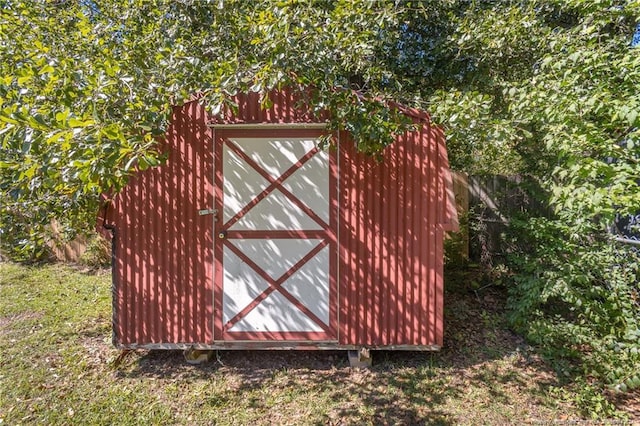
xmin=214 ymin=90 xmax=327 ymax=124
xmin=338 ymin=121 xmax=453 ymax=347
xmin=103 ymin=89 xmax=457 ymax=348
xmin=105 ymin=101 xmax=214 ymax=346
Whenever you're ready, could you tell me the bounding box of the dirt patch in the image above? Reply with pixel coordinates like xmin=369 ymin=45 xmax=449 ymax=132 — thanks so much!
xmin=611 ymin=390 xmax=640 ymax=419
xmin=80 ymin=335 xmax=115 ymax=367
xmin=0 ymin=311 xmax=43 ymax=336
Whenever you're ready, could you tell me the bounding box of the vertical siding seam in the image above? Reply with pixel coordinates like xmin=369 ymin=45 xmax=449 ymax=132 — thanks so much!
xmin=153 ymin=160 xmax=161 ymax=343
xmin=406 ymin=130 xmax=413 ymax=344
xmin=170 ymin=118 xmax=178 ymax=343
xmin=198 ymin=103 xmax=205 ymax=342
xmin=130 ymin=176 xmax=137 ymax=343
xmin=364 ymin=161 xmax=372 ymax=345
xmin=142 ymin=167 xmax=150 ymax=342
xmin=338 ymin=141 xmax=345 ymax=344
xmin=431 ymin=125 xmax=439 ymax=344
xmin=120 ymin=185 xmax=127 ymax=343
xmin=182 ymin=105 xmax=190 ymax=343
xmin=417 ymin=127 xmax=426 ymax=345
xmin=213 ymin=129 xmax=224 ymax=340
xmin=420 ymin=126 xmax=430 ymax=345
xmin=190 ymin=104 xmax=197 ymax=342
xmin=382 ymin=144 xmax=390 ymax=346
xmin=357 ymin=152 xmax=364 ymax=345
xmin=376 ymin=161 xmax=384 ymax=345
xmin=425 ymin=125 xmax=432 ymax=344
xmin=346 ymin=140 xmax=352 ymax=344
xmin=133 ymin=178 xmax=139 ymax=344
xmin=372 ymin=162 xmax=380 ymax=345
xmin=410 ymin=130 xmax=418 ymax=345
xmin=180 ymin=110 xmax=187 ymax=343
xmin=204 ymin=124 xmax=214 ymax=343
xmin=330 ymin=134 xmax=339 ymax=342
xmin=174 ymin=107 xmax=182 ymax=343
xmin=192 ymin=103 xmax=199 ymax=342
xmin=184 ymin=105 xmax=190 ymax=343
xmin=366 ymin=156 xmax=374 ymax=345
xmin=424 ymin=127 xmax=430 ymax=345
xmin=349 ymin=140 xmax=356 ymax=345
xmin=342 ymin=138 xmax=352 ymax=345
xmin=123 ymin=184 xmax=131 ymax=344
xmin=186 ymin=103 xmax=195 ymax=342
xmin=167 ymin=112 xmax=175 ymax=343
xmin=147 ymin=168 xmax=155 ymax=341
xmin=398 ymin=133 xmax=407 ymax=344
xmin=335 ymin=132 xmax=341 ymax=343
xmin=160 ymin=122 xmax=170 ymax=343
xmin=198 ymin=105 xmax=206 ymax=343
xmin=436 ymin=131 xmax=445 ymax=346
xmin=113 ymin=197 xmax=122 ymax=346
xmin=390 ymin=139 xmax=399 ymax=345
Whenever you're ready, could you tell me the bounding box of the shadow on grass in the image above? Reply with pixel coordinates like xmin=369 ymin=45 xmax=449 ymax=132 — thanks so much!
xmin=118 ymin=349 xmax=456 ymax=424
xmin=110 ymin=277 xmax=562 ymax=424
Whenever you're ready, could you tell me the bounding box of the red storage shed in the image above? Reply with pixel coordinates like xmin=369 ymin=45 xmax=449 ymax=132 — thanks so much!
xmin=99 ymin=89 xmax=458 ymax=356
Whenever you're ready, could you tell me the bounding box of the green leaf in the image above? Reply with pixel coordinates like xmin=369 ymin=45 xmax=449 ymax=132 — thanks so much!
xmin=17 ymin=75 xmax=32 ymax=85
xmin=626 ymin=109 xmax=638 ymax=126
xmin=68 ymin=118 xmax=95 ymax=128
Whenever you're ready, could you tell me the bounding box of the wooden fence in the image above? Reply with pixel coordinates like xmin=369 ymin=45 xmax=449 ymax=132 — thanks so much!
xmin=48 ymin=221 xmax=88 ymax=263
xmin=450 ymin=173 xmax=548 ymax=265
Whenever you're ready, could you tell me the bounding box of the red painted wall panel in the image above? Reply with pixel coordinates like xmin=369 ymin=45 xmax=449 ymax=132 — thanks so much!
xmin=104 ymin=101 xmax=214 ymax=346
xmin=103 ymin=89 xmax=457 ymax=348
xmin=338 ymin=120 xmax=456 ymax=347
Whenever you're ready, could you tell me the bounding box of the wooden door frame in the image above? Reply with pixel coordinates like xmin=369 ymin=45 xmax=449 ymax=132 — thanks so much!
xmin=212 ymin=128 xmax=338 ymax=342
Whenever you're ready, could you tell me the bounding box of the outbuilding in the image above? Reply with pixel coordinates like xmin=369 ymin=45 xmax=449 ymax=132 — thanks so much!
xmin=99 ymin=89 xmax=458 ymax=362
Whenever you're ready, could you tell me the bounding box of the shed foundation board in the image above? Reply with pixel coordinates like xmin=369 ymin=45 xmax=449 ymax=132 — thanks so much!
xmin=117 ymin=342 xmax=442 ymax=351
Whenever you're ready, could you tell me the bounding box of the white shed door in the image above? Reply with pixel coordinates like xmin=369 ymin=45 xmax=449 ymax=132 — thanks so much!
xmin=213 ymin=129 xmax=337 ymax=341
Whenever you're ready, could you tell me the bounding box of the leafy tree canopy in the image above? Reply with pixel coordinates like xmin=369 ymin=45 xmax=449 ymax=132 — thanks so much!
xmin=2 ymin=0 xmax=639 ymax=252
xmin=0 ymin=0 xmax=412 ymax=256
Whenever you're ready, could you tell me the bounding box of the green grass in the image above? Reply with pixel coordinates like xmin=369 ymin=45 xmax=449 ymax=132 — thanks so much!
xmin=0 ymin=263 xmax=634 ymax=425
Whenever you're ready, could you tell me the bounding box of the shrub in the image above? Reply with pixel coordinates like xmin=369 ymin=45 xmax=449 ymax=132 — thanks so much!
xmin=507 ymin=217 xmax=640 ymax=399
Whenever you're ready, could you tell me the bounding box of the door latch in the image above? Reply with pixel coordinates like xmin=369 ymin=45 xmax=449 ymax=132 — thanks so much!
xmin=198 ymin=208 xmax=218 ymax=216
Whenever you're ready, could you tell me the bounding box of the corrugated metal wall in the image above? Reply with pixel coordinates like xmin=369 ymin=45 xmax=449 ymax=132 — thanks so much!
xmin=338 ymin=123 xmax=456 ymax=347
xmin=104 ymin=101 xmax=214 ymax=346
xmin=215 ymin=90 xmax=327 ymax=124
xmin=103 ymin=89 xmax=457 ymax=348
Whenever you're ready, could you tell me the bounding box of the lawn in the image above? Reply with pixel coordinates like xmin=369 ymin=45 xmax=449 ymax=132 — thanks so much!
xmin=0 ymin=262 xmax=635 ymax=425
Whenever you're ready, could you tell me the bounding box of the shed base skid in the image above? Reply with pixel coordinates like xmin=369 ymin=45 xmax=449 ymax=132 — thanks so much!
xmin=183 ymin=347 xmax=377 ymax=367
xmin=348 ymin=348 xmax=372 ymax=368
xmin=116 ymin=342 xmax=441 ymax=351
xmin=183 ymin=348 xmax=213 ymax=365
